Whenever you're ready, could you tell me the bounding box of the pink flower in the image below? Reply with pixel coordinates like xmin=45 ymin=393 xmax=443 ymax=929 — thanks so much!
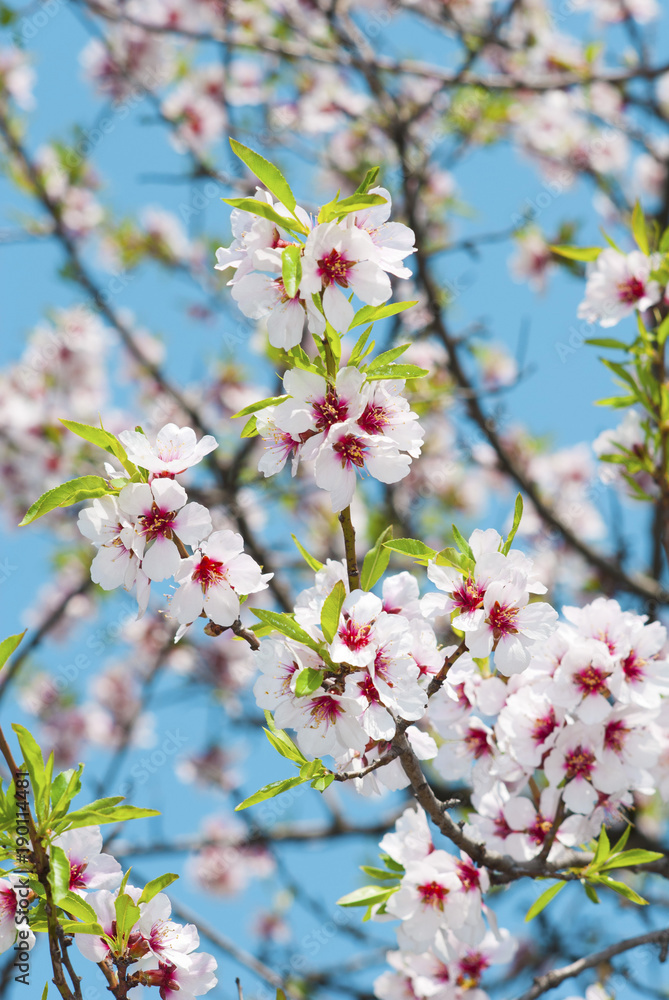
xmin=119 ymin=424 xmax=218 ymax=477
xmin=577 ymin=248 xmax=663 ymax=327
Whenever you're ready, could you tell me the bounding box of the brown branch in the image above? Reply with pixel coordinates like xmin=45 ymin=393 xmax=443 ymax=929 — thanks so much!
xmin=338 ymin=505 xmax=360 ymax=592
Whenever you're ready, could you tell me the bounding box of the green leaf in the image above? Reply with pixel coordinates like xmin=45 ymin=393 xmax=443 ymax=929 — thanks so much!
xmin=367 ymin=344 xmax=411 ymax=370
xmin=0 ymin=631 xmax=25 ymax=671
xmin=41 ymin=985 xmax=48 ymax=1000
xmin=550 ymin=244 xmax=602 ymax=261
xmin=250 ymin=609 xmax=321 ymax=651
xmin=291 ymin=535 xmax=323 ymax=572
xmin=263 ymin=714 xmax=308 ymax=765
xmin=584 ymin=884 xmax=600 ymax=904
xmin=592 ymin=825 xmax=611 ymax=868
xmin=384 ymin=538 xmax=436 ymax=563
xmin=349 ymin=326 xmax=375 ymax=367
xmin=223 ymin=198 xmax=304 ymax=233
xmin=49 ymin=845 xmax=71 ymax=905
xmin=240 ymin=415 xmax=258 ymax=439
xmin=525 ymin=880 xmax=566 ymax=921
xmin=337 ymin=885 xmax=397 ymax=907
xmin=19 ymin=476 xmax=110 ymax=526
xmin=12 ymin=723 xmax=46 ymax=813
xmin=348 ymin=301 xmax=419 ymax=331
xmin=318 ymin=193 xmax=387 ymax=224
xmin=320 ymin=580 xmax=346 ymax=643
xmin=364 ymin=363 xmax=429 ymax=381
xmin=585 ymin=338 xmax=630 ymax=350
xmin=359 ymin=865 xmax=401 ymax=880
xmin=504 ymin=498 xmax=529 ymax=554
xmin=235 ymin=775 xmax=307 ymax=811
xmin=281 ymin=245 xmax=302 ymax=299
xmin=452 ymin=524 xmax=475 ymax=562
xmin=61 ymin=892 xmax=99 ymax=924
xmin=138 ymin=873 xmax=179 ymax=905
xmin=589 ymin=875 xmax=648 ymax=905
xmin=233 ymin=395 xmax=289 ymax=418
xmin=310 ymin=772 xmax=335 ymax=792
xmin=294 ymin=667 xmax=325 ymax=698
xmin=229 ymin=138 xmax=297 ymax=212
xmin=355 ymin=167 xmax=380 ymax=194
xmin=360 ymin=525 xmax=393 ymax=590
xmin=610 ymin=825 xmax=632 ymax=855
xmin=115 ymin=892 xmax=141 ymax=944
xmin=56 ymin=802 xmax=160 ymax=832
xmin=600 ymin=849 xmax=664 ymax=870
xmin=59 ymin=420 xmax=135 ymax=475
xmin=58 ymin=920 xmax=106 ymax=936
xmin=657 ymin=313 xmax=669 ymax=347
xmin=631 ymin=200 xmax=649 ymax=255
xmin=595 ymin=394 xmax=638 ymax=408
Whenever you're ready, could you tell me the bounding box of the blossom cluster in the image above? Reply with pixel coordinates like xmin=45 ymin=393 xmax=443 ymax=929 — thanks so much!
xmin=0 ymin=825 xmax=218 ymax=998
xmin=76 ymin=422 xmax=272 ymax=626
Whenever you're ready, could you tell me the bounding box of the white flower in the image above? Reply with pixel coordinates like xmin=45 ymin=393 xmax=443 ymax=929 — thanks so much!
xmin=231 ymin=269 xmax=305 ymax=349
xmin=357 ymin=380 xmax=424 ymax=458
xmin=577 ymin=249 xmax=663 ymax=327
xmin=119 ymin=479 xmax=212 ymax=582
xmin=348 ymin=186 xmax=416 ymax=278
xmin=314 ymin=419 xmax=411 ymax=512
xmin=300 ymin=221 xmax=392 ymax=332
xmin=0 ymin=876 xmax=35 ymax=954
xmin=273 ymin=366 xmax=366 ymax=447
xmin=544 ymin=721 xmax=627 ymax=814
xmin=53 ymin=826 xmax=123 ymax=895
xmin=77 ymin=495 xmax=150 ymax=615
xmin=170 ymin=529 xmax=272 ymax=627
xmin=119 ymin=424 xmax=218 ymax=476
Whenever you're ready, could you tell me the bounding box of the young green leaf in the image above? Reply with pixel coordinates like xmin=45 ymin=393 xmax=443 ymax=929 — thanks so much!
xmin=384 ymin=538 xmax=436 ymax=563
xmin=232 ymin=395 xmax=289 ymax=419
xmin=235 ymin=775 xmax=308 ymax=811
xmin=12 ymin=723 xmax=46 ymax=812
xmin=365 ymin=363 xmax=429 ymax=381
xmin=49 ymin=845 xmax=72 ymax=904
xmin=294 ymin=667 xmax=325 ymax=698
xmin=452 ymin=524 xmax=475 ymax=562
xmin=549 ymin=245 xmax=602 ymax=262
xmin=250 ymin=609 xmax=321 ymax=650
xmin=320 ymin=580 xmax=346 ymax=643
xmin=366 ymin=344 xmax=412 ymax=370
xmin=229 ymin=138 xmax=297 ymax=212
xmin=318 ymin=192 xmax=387 ymax=224
xmin=115 ymin=892 xmax=141 ymax=945
xmin=310 ymin=772 xmax=335 ymax=792
xmin=291 ymin=534 xmax=323 ymax=572
xmin=138 ymin=873 xmax=179 ymax=905
xmin=58 ymin=920 xmax=106 ymax=936
xmin=61 ymin=891 xmax=100 ymax=924
xmin=525 ymin=880 xmax=566 ymax=921
xmin=281 ymin=245 xmax=302 ymax=299
xmin=502 ymin=494 xmax=524 ymax=555
xmin=348 ymin=301 xmax=419 ymax=331
xmin=20 ymin=476 xmax=110 ymax=527
xmin=631 ymin=200 xmax=649 ymax=255
xmin=0 ymin=631 xmax=25 ymax=672
xmin=337 ymin=885 xmax=397 ymax=907
xmin=592 ymin=825 xmax=611 ymax=868
xmin=355 ymin=166 xmax=380 ymax=194
xmin=223 ymin=198 xmax=303 ymax=233
xmin=240 ymin=415 xmax=258 ymax=439
xmin=588 ymin=875 xmax=648 ymax=905
xmin=360 ymin=525 xmax=393 ymax=590
xmin=59 ymin=420 xmax=135 ymax=475
xmin=600 ymin=849 xmax=664 ymax=871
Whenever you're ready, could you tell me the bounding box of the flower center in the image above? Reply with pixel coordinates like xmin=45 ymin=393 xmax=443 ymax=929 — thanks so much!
xmin=357 ymin=674 xmax=381 ymax=703
xmin=464 ymin=725 xmax=491 ymax=759
xmin=312 ymin=389 xmax=348 ymax=430
xmin=563 ymin=744 xmax=596 ymax=779
xmin=528 ymin=813 xmax=553 ymax=845
xmin=317 ymin=248 xmax=351 ymax=287
xmin=333 ymin=433 xmax=368 ymax=469
xmin=604 ymin=718 xmax=630 ymax=754
xmin=487 ymin=601 xmax=518 ymax=638
xmin=573 ymin=665 xmax=611 ymax=698
xmin=456 ymin=953 xmax=489 ymax=989
xmin=308 ymin=695 xmax=342 ymax=726
xmin=532 ymin=709 xmax=558 ymax=745
xmin=140 ymin=504 xmax=176 ymax=541
xmin=616 ymin=276 xmax=645 ymax=303
xmin=357 ymin=403 xmax=388 ymax=435
xmin=417 ymin=880 xmax=449 ymax=909
xmin=338 ymin=615 xmax=373 ymax=650
xmin=69 ymin=861 xmax=88 ymax=890
xmin=493 ymin=812 xmax=512 ymax=840
xmin=456 ymin=859 xmax=480 ymax=892
xmin=192 ymin=555 xmax=227 ymax=592
xmin=452 ymin=576 xmax=485 ymax=615
xmin=621 ymin=651 xmax=645 ymax=683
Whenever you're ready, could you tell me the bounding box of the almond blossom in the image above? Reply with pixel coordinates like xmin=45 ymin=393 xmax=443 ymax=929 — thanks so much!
xmin=119 ymin=424 xmax=218 ymax=477
xmin=577 ymin=248 xmax=663 ymax=327
xmin=314 ymin=419 xmax=412 ymax=512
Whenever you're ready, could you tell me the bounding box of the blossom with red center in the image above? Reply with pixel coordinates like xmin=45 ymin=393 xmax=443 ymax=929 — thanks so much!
xmin=170 ymin=529 xmax=272 ymax=630
xmin=573 ymin=665 xmax=611 ymax=698
xmin=452 ymin=577 xmax=486 ymax=616
xmin=300 ymin=221 xmax=392 ymax=332
xmin=417 ymin=881 xmax=449 ymax=909
xmin=118 ymin=423 xmax=217 ymax=477
xmin=545 ymin=723 xmax=627 ymax=815
xmin=456 ymin=858 xmax=482 ymax=892
xmin=272 ymin=366 xmax=365 ymax=451
xmin=464 ymin=724 xmax=493 ymax=760
xmin=357 ymin=380 xmax=424 ymax=457
xmin=527 ymin=813 xmax=554 ymax=846
xmin=53 ymin=826 xmax=122 ymax=897
xmin=119 ymin=478 xmax=211 ymax=582
xmin=314 ymin=418 xmax=411 ymax=512
xmin=552 ymin=640 xmax=617 ymax=724
xmin=256 ymin=408 xmax=301 ymax=478
xmin=621 ymin=651 xmax=645 ymax=683
xmin=330 ymin=591 xmax=384 ymax=667
xmin=456 ymin=951 xmax=490 ymax=988
xmin=604 ymin=718 xmax=630 ymax=754
xmin=387 ymin=852 xmax=462 ymax=948
xmin=577 ymin=248 xmax=662 ymax=327
xmin=532 ymin=708 xmax=559 ymax=746
xmin=465 ymin=576 xmax=558 ymax=675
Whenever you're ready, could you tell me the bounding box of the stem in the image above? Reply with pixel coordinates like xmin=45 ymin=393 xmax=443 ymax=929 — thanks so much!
xmin=338 ymin=506 xmax=360 ymax=591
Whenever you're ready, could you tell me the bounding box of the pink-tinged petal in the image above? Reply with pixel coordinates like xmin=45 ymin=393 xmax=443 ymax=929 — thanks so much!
xmin=170 ymin=578 xmax=205 ymax=625
xmin=201 ymin=529 xmax=245 ymax=564
xmin=349 ymin=259 xmax=392 ymax=306
xmin=562 ymin=778 xmax=597 ymax=815
xmin=142 ymin=536 xmax=181 ymax=582
xmin=55 ymin=827 xmax=103 ymax=861
xmin=81 ymin=854 xmax=123 ymax=892
xmin=173 ymin=502 xmax=212 ymax=546
xmin=150 ymin=478 xmax=187 ymax=511
xmin=267 ymin=297 xmax=304 ymax=350
xmin=118 ymin=482 xmax=153 ymax=517
xmin=365 ymin=447 xmax=411 ymax=484
xmin=227 ymin=553 xmax=268 ymax=593
xmin=322 ymin=283 xmax=354 ymax=332
xmin=203 ymin=582 xmax=240 ymax=627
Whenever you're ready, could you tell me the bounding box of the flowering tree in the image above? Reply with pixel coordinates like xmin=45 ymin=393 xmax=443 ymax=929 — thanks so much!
xmin=4 ymin=1 xmax=669 ymax=999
